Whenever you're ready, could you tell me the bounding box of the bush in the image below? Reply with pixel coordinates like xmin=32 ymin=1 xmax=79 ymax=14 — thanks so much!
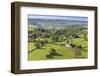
xmin=70 ymin=43 xmax=76 ymax=48
xmin=72 ymin=34 xmax=79 ymax=38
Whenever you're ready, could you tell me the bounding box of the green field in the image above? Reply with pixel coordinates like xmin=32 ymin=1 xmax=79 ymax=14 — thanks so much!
xmin=28 ymin=38 xmax=88 ymax=61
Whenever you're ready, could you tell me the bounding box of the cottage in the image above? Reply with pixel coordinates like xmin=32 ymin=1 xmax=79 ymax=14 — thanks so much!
xmin=65 ymin=44 xmax=72 ymax=48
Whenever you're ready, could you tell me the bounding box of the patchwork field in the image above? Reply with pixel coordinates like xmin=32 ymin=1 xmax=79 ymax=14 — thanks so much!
xmin=28 ymin=38 xmax=87 ymax=61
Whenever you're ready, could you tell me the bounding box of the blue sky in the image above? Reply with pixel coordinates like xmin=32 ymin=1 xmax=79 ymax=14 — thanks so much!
xmin=28 ymin=15 xmax=88 ymax=22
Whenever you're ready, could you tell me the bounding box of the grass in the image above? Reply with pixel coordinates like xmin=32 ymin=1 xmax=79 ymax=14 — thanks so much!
xmin=72 ymin=38 xmax=87 ymax=48
xmin=28 ymin=38 xmax=88 ymax=61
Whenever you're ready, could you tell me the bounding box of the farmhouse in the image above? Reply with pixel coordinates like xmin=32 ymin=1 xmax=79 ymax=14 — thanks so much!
xmin=65 ymin=44 xmax=72 ymax=48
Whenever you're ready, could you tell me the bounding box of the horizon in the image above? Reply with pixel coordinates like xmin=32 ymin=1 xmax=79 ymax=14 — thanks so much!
xmin=28 ymin=15 xmax=88 ymax=22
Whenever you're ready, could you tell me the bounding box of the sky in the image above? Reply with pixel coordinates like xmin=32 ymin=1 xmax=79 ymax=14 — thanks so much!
xmin=28 ymin=15 xmax=88 ymax=22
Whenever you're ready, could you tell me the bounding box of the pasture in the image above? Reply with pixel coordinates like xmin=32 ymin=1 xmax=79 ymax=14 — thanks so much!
xmin=28 ymin=37 xmax=87 ymax=61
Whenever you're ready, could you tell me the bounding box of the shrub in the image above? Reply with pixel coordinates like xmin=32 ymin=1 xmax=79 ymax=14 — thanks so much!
xmin=72 ymin=34 xmax=79 ymax=38
xmin=70 ymin=43 xmax=76 ymax=48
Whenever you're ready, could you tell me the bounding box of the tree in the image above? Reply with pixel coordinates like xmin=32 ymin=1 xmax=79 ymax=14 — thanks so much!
xmin=49 ymin=48 xmax=56 ymax=55
xmin=34 ymin=38 xmax=43 ymax=48
xmin=84 ymin=34 xmax=88 ymax=41
xmin=51 ymin=34 xmax=59 ymax=42
xmin=34 ymin=41 xmax=41 ymax=48
xmin=59 ymin=36 xmax=63 ymax=42
xmin=72 ymin=34 xmax=79 ymax=38
xmin=70 ymin=43 xmax=76 ymax=48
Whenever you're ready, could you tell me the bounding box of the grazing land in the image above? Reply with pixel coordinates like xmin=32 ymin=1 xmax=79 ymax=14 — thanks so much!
xmin=28 ymin=15 xmax=88 ymax=61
